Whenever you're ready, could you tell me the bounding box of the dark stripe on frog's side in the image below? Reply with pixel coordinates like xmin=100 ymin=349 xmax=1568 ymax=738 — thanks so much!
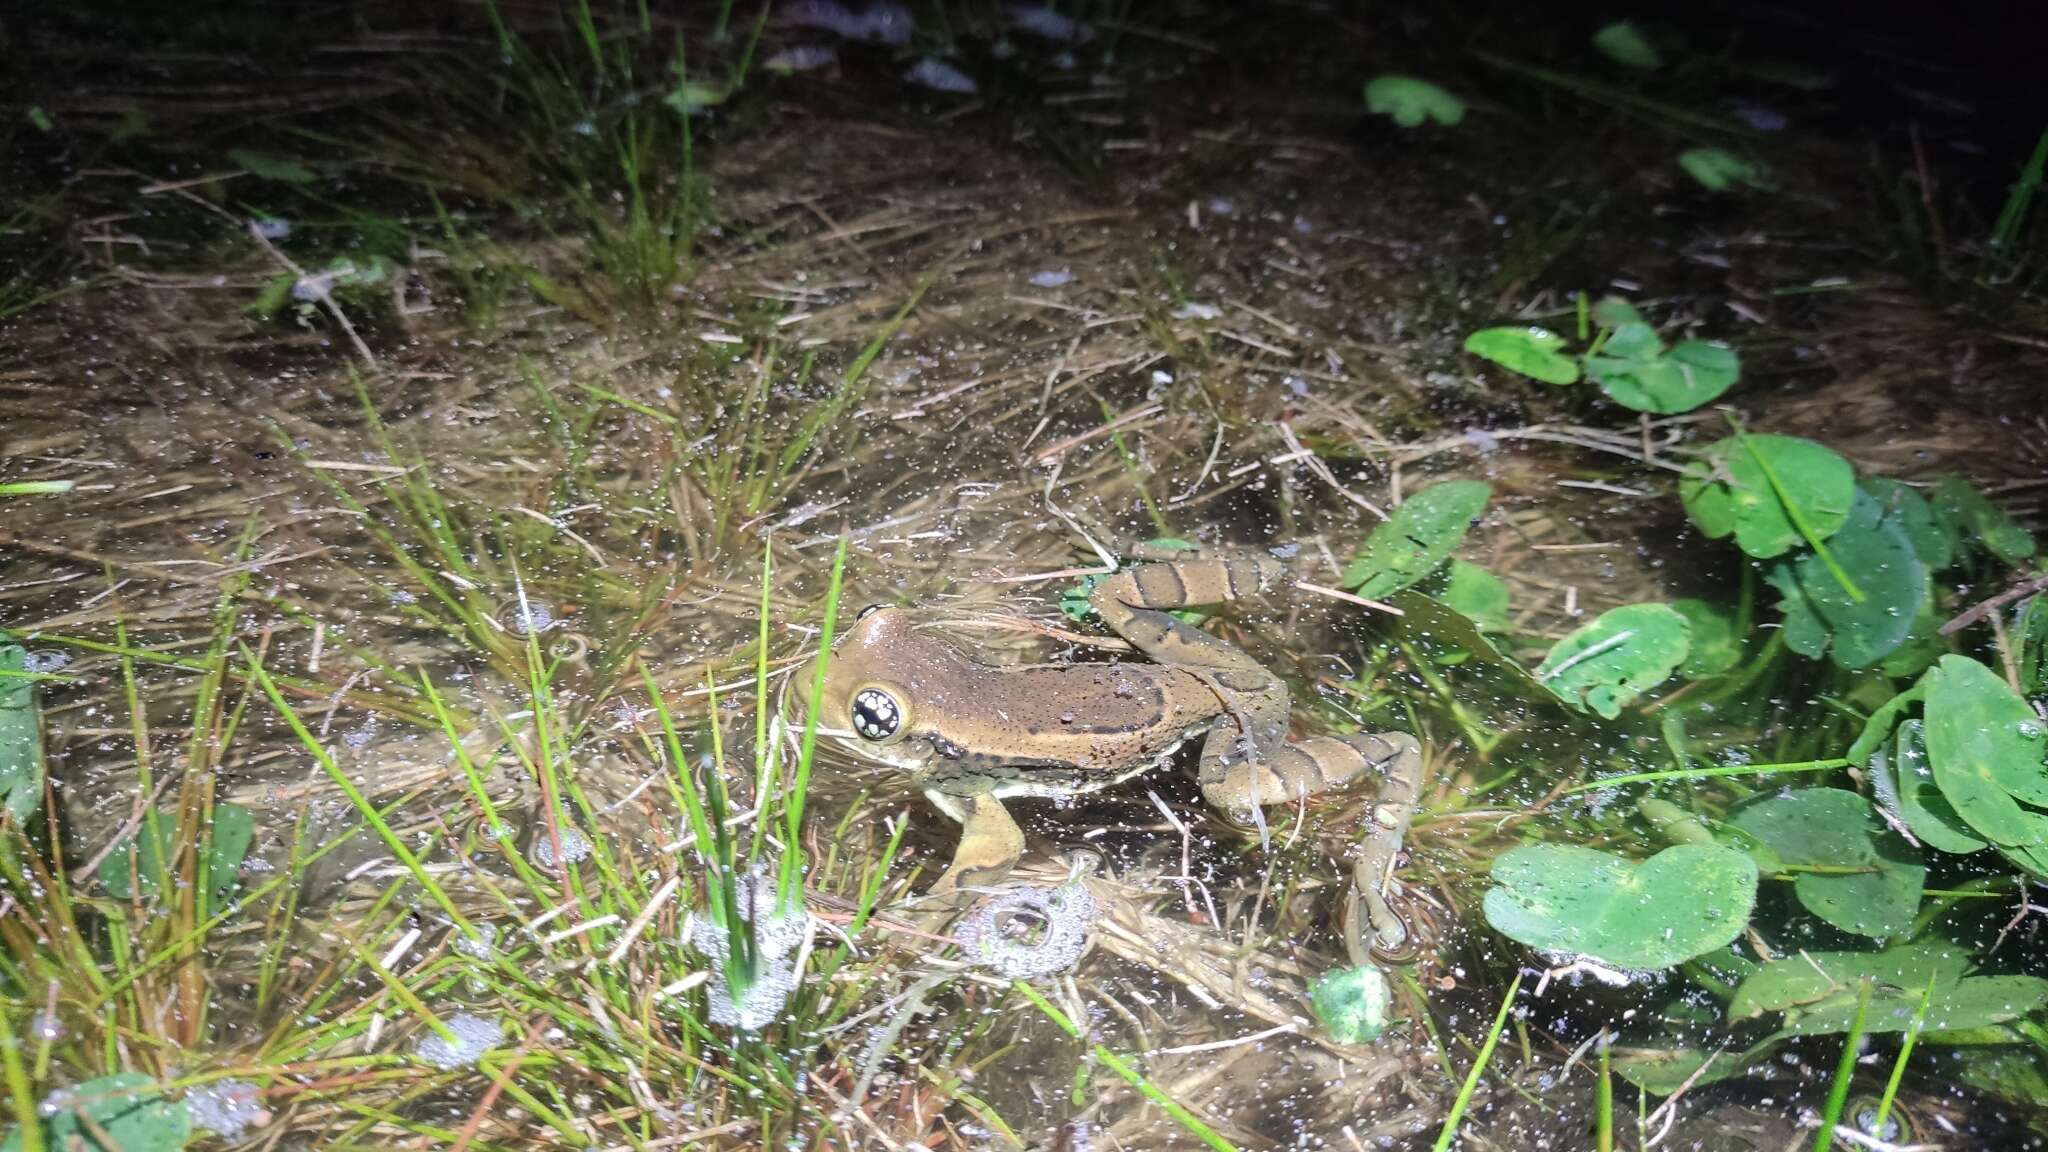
xmin=1131 ymin=561 xmax=1188 ymax=607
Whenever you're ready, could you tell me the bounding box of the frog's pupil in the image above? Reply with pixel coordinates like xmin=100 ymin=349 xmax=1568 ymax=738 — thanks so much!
xmin=852 ymin=689 xmax=900 ymax=740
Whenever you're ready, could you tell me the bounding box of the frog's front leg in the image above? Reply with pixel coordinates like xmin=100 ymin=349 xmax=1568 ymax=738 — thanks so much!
xmin=923 ymin=790 xmax=1025 ymax=892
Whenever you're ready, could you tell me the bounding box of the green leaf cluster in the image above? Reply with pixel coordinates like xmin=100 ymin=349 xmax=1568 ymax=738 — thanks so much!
xmin=1728 ymin=788 xmax=1923 ymax=938
xmin=1859 ymin=657 xmax=2048 ymax=876
xmin=1683 ymin=434 xmax=2034 ymax=671
xmin=1463 ymin=297 xmax=1743 ymax=413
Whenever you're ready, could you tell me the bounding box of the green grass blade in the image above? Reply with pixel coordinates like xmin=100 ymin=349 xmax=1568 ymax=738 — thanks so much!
xmin=1433 ymin=972 xmax=1522 ymax=1152
xmin=1812 ymin=977 xmax=1874 ymax=1151
xmin=243 ymin=647 xmax=476 ymax=939
xmin=780 ymin=533 xmax=848 ymax=913
xmin=1013 ymin=979 xmax=1238 ymax=1152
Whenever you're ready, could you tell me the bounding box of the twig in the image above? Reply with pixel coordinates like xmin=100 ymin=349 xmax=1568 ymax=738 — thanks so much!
xmin=1938 ymin=571 xmax=2048 ymax=636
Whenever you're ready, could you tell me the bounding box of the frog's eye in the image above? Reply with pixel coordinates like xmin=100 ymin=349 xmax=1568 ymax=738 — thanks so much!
xmin=850 ymin=687 xmax=903 ymax=741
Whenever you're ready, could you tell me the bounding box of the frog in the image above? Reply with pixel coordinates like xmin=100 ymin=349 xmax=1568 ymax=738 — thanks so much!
xmin=787 ymin=548 xmax=1424 ymax=960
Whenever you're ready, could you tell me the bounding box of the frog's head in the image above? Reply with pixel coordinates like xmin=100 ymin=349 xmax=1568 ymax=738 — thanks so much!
xmin=783 ymin=604 xmax=941 ymax=770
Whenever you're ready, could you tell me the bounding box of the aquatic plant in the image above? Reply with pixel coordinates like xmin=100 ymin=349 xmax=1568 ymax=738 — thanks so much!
xmin=1464 ymin=295 xmax=1744 ymax=412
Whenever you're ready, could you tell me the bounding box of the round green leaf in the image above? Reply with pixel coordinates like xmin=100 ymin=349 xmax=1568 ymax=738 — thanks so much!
xmin=1680 ymin=434 xmax=1855 ymax=559
xmin=1424 ymin=559 xmax=1509 ymax=632
xmin=1463 ymin=326 xmax=1580 ymax=384
xmin=1483 ymin=842 xmax=1758 ymax=970
xmin=1591 ymin=20 xmax=1663 ymax=69
xmin=1364 ymin=75 xmax=1466 ymax=127
xmin=1670 ymin=599 xmax=1741 ymax=678
xmin=1535 ymin=602 xmax=1690 ymax=718
xmin=1 ymin=1073 xmax=190 ymax=1152
xmin=1729 ymin=941 xmax=1968 ymax=1024
xmin=1997 ymin=814 xmax=2048 ymax=879
xmin=1729 ymin=788 xmax=1924 ymax=938
xmin=1611 ymin=1047 xmax=1745 ymax=1095
xmin=208 ymin=802 xmax=256 ymax=906
xmin=1309 ymin=965 xmax=1392 ymax=1044
xmin=1923 ymin=654 xmax=2048 ymax=826
xmin=1599 ymin=320 xmax=1664 ymax=361
xmin=1862 ymin=478 xmax=1955 ymax=570
xmin=1678 ymin=148 xmax=1763 ymax=191
xmin=1766 ymin=490 xmax=1928 ymax=669
xmin=1933 ymin=475 xmax=2038 ymax=565
xmin=1589 ymin=296 xmax=1645 ymax=329
xmin=1586 ymin=340 xmax=1741 ymax=414
xmin=1341 ymin=481 xmax=1492 ymax=599
xmin=1871 ymin=719 xmax=1987 ymax=855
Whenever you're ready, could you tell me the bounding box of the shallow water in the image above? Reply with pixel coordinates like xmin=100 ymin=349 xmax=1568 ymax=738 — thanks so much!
xmin=5 ymin=2 xmax=2048 ymax=1149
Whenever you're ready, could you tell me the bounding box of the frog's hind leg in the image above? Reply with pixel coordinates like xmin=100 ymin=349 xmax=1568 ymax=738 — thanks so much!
xmin=1088 ymin=555 xmax=1283 ymax=676
xmin=1091 ymin=554 xmax=1296 ymax=760
xmin=924 ymin=791 xmax=1025 ymax=893
xmin=1196 ymin=730 xmax=1414 ymax=821
xmin=1199 ymin=730 xmax=1425 ymax=963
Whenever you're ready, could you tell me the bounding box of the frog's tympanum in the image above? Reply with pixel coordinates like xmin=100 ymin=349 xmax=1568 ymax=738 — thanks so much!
xmin=789 ymin=550 xmax=1423 ymax=958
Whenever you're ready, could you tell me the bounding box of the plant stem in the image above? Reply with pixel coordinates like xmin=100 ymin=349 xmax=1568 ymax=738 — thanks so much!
xmin=1811 ymin=976 xmax=1874 ymax=1152
xmin=1870 ymin=975 xmax=1938 ymax=1143
xmin=1433 ymin=972 xmax=1522 ymax=1152
xmin=1596 ymin=1034 xmax=1613 ymax=1152
xmin=1563 ymin=758 xmax=1849 ymax=794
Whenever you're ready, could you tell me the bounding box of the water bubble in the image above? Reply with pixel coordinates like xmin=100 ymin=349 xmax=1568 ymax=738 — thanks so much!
xmin=958 ymin=883 xmax=1098 ymax=978
xmin=455 ymin=923 xmax=499 ymax=961
xmin=28 ymin=1011 xmax=62 ymax=1042
xmin=497 ymin=597 xmax=556 ymax=636
xmin=22 ymin=650 xmax=70 ymax=674
xmin=187 ymin=1079 xmax=269 ymax=1139
xmin=686 ymin=865 xmax=809 ymax=1031
xmin=530 ymin=826 xmax=593 ymax=868
xmin=415 ymin=1012 xmax=505 ymax=1070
